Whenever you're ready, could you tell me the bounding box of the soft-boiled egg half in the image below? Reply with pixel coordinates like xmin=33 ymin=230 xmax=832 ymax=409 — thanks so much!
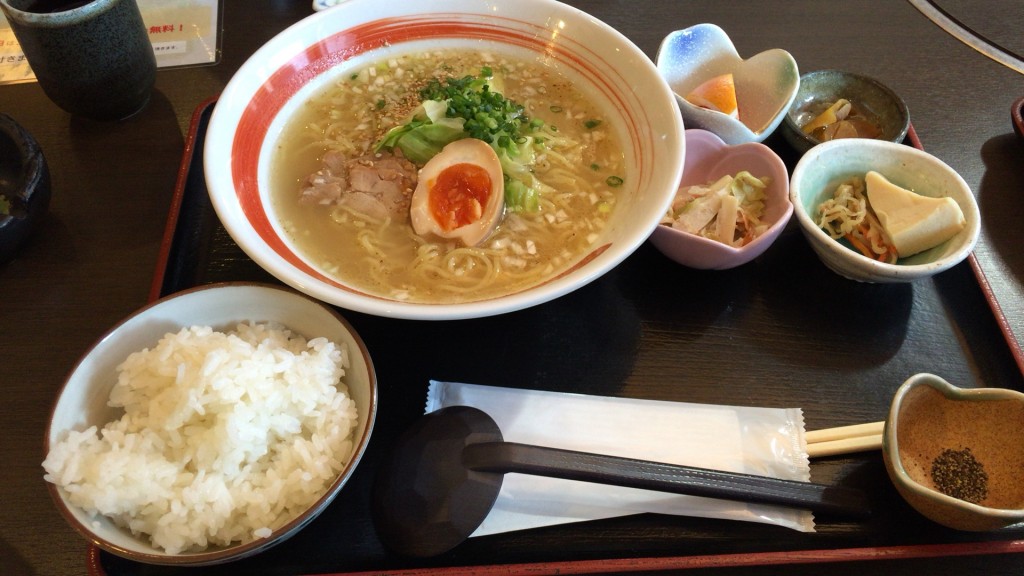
xmin=410 ymin=138 xmax=505 ymax=246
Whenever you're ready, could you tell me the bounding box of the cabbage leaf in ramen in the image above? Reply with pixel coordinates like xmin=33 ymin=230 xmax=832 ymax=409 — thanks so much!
xmin=271 ymin=49 xmax=626 ymax=304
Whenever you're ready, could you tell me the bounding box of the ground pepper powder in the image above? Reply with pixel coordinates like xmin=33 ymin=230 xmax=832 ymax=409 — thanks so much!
xmin=930 ymin=447 xmax=988 ymax=504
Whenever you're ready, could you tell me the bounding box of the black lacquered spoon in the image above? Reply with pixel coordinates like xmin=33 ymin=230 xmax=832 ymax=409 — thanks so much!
xmin=371 ymin=405 xmax=871 ymax=557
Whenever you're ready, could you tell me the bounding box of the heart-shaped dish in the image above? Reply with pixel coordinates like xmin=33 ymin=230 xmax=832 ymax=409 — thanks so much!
xmin=312 ymin=0 xmax=348 ymax=10
xmin=884 ymin=373 xmax=1024 ymax=531
xmin=656 ymin=23 xmax=800 ymax=145
xmin=648 ymin=129 xmax=792 ymax=270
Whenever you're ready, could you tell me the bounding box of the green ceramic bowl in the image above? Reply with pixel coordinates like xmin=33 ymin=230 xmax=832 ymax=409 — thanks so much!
xmin=789 ymin=138 xmax=979 ymax=283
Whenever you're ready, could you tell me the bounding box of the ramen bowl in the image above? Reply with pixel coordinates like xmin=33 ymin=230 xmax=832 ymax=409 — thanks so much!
xmin=656 ymin=23 xmax=799 ymax=145
xmin=45 ymin=283 xmax=377 ymax=565
xmin=883 ymin=373 xmax=1024 ymax=531
xmin=789 ymin=138 xmax=979 ymax=283
xmin=649 ymin=129 xmax=791 ymax=269
xmin=204 ymin=0 xmax=685 ymax=320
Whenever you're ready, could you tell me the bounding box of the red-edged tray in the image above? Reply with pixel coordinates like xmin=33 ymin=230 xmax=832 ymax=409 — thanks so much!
xmin=88 ymin=98 xmax=1024 ymax=576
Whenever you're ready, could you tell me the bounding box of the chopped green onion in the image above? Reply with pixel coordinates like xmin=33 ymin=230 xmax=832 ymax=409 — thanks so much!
xmin=415 ymin=71 xmax=535 ymax=156
xmin=584 ymin=119 xmax=602 ymax=129
xmin=590 ymin=163 xmax=600 ymax=171
xmin=606 ymin=176 xmax=624 ymax=187
xmin=550 ymin=105 xmax=563 ymax=113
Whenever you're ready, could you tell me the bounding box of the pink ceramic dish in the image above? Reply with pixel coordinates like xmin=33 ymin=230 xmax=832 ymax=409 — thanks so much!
xmin=649 ymin=129 xmax=792 ymax=270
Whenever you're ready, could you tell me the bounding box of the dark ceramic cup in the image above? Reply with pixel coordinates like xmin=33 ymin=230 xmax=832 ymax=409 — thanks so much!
xmin=0 ymin=0 xmax=156 ymax=121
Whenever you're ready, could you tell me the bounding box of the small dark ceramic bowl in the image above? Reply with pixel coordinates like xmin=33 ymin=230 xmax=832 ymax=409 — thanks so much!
xmin=782 ymin=70 xmax=910 ymax=154
xmin=0 ymin=113 xmax=51 ymax=264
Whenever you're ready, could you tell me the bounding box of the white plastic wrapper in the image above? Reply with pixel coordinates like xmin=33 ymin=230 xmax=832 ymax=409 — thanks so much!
xmin=425 ymin=380 xmax=814 ymax=536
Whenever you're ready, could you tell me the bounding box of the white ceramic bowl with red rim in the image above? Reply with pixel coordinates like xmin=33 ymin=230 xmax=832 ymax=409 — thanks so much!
xmin=203 ymin=0 xmax=685 ymax=320
xmin=649 ymin=129 xmax=792 ymax=270
xmin=45 ymin=283 xmax=377 ymax=565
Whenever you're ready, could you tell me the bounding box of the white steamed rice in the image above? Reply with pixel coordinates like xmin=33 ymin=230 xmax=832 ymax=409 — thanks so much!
xmin=43 ymin=322 xmax=359 ymax=554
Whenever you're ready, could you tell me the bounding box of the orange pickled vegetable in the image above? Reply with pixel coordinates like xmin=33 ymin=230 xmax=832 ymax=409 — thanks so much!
xmin=685 ymin=73 xmax=739 ymax=119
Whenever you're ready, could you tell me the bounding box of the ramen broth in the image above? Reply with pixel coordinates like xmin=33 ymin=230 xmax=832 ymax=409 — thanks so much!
xmin=271 ymin=49 xmax=626 ymax=303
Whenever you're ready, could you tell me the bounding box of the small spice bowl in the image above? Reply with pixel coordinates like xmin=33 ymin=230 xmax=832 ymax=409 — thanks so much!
xmin=782 ymin=70 xmax=910 ymax=154
xmin=883 ymin=373 xmax=1024 ymax=531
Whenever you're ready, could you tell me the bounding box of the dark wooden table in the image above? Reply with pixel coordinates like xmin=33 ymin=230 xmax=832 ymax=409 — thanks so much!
xmin=2 ymin=1 xmax=1023 ymax=575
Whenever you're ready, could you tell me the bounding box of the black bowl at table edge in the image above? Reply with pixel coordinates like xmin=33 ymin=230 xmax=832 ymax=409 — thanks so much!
xmin=781 ymin=70 xmax=910 ymax=155
xmin=0 ymin=113 xmax=51 ymax=264
xmin=1013 ymin=95 xmax=1024 ymax=141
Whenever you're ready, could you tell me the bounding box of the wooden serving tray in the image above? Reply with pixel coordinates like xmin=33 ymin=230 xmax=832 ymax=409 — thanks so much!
xmin=91 ymin=98 xmax=1024 ymax=576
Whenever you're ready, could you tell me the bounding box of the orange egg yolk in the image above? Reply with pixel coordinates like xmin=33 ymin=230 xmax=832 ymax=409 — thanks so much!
xmin=429 ymin=162 xmax=493 ymax=231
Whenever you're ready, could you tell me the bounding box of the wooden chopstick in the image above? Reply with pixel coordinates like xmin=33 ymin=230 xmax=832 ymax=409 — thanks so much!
xmin=805 ymin=421 xmax=884 ymax=443
xmin=805 ymin=421 xmax=884 ymax=458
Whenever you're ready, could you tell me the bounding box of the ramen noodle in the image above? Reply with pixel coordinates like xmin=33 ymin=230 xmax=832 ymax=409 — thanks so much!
xmin=271 ymin=49 xmax=626 ymax=304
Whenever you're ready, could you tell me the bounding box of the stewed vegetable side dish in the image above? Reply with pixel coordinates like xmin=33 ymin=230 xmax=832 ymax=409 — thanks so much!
xmin=661 ymin=172 xmax=770 ymax=247
xmin=817 ymin=171 xmax=966 ymax=262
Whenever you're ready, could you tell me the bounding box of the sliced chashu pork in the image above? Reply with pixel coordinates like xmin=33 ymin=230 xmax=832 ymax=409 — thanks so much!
xmin=300 ymin=149 xmax=418 ymax=221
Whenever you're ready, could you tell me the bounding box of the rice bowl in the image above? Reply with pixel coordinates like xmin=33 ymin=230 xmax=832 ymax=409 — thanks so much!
xmin=44 ymin=323 xmax=357 ymax=554
xmin=44 ymin=283 xmax=376 ymax=565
